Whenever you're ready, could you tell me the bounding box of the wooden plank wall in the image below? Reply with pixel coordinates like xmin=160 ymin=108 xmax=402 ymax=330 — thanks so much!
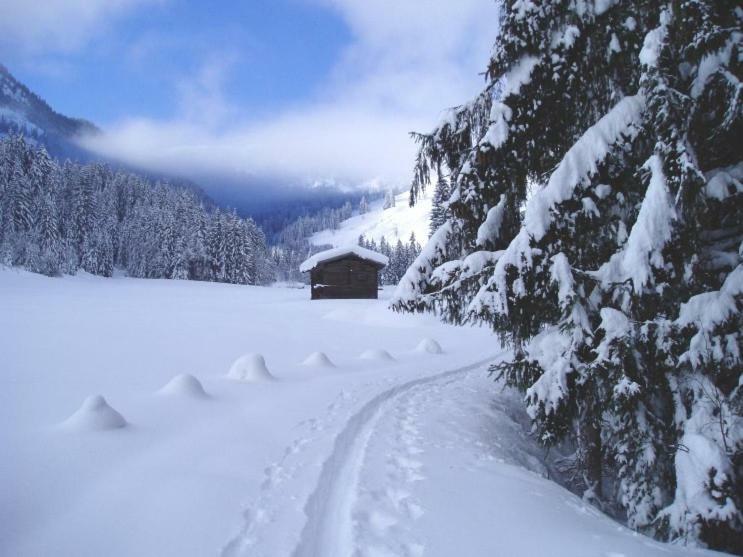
xmin=310 ymin=256 xmax=379 ymax=299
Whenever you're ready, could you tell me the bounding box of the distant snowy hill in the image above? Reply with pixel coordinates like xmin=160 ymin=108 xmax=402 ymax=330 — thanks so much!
xmin=311 ymin=188 xmax=433 ymax=247
xmin=0 ymin=64 xmax=99 ymax=160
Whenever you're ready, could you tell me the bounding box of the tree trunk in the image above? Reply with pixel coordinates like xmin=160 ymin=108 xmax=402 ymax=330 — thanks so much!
xmin=578 ymin=398 xmax=602 ymax=501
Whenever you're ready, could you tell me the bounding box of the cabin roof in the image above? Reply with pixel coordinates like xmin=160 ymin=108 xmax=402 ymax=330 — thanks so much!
xmin=299 ymin=245 xmax=389 ymax=273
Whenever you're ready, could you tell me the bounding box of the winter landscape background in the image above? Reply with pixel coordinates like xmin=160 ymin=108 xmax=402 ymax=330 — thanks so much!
xmin=1 ymin=0 xmax=741 ymax=556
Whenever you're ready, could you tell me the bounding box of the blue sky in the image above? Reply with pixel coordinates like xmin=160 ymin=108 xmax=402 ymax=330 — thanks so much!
xmin=4 ymin=1 xmax=352 ymax=125
xmin=0 ymin=0 xmax=498 ymax=188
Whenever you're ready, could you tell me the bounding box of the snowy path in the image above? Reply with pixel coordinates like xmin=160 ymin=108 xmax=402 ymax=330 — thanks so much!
xmin=224 ymin=357 xmax=721 ymax=557
xmin=220 ymin=356 xmax=499 ymax=557
xmin=290 ymin=357 xmax=497 ymax=557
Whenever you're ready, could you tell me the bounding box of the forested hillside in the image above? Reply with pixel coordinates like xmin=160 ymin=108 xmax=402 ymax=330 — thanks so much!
xmin=0 ymin=65 xmax=99 ymax=161
xmin=310 ymin=188 xmax=432 ymax=250
xmin=0 ymin=135 xmax=272 ymax=284
xmin=358 ymin=233 xmax=422 ymax=286
xmin=269 ymin=192 xmax=391 ymax=282
xmin=393 ymin=2 xmax=742 ymax=552
xmin=269 ymin=200 xmax=356 ymax=282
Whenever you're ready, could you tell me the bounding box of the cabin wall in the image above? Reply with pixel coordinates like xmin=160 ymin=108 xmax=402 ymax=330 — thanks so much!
xmin=310 ymin=257 xmax=379 ymax=299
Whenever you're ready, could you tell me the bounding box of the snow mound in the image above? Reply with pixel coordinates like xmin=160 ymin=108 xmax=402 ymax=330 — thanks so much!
xmin=415 ymin=338 xmax=443 ymax=354
xmin=227 ymin=353 xmax=276 ymax=382
xmin=301 ymin=351 xmax=336 ymax=368
xmin=158 ymin=374 xmax=208 ymax=398
xmin=359 ymin=349 xmax=396 ymax=362
xmin=62 ymin=395 xmax=127 ymax=431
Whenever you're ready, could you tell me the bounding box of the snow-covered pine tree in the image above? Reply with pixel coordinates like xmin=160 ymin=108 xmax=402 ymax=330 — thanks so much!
xmin=383 ymin=189 xmax=396 ymax=209
xmin=244 ymin=216 xmax=271 ymax=284
xmin=358 ymin=195 xmax=369 ymax=215
xmin=31 ymin=159 xmax=63 ymax=276
xmin=250 ymin=222 xmax=275 ymax=285
xmin=4 ymin=135 xmax=34 ymax=246
xmin=340 ymin=200 xmax=353 ymax=220
xmin=407 ymin=232 xmax=421 ymax=261
xmin=391 ymin=238 xmax=407 ymax=283
xmin=205 ymin=209 xmax=227 ymax=282
xmin=392 ymin=1 xmax=742 ymax=551
xmin=378 ymin=236 xmax=391 ymax=284
xmin=379 ymin=236 xmax=390 ymax=255
xmin=428 ymin=175 xmax=451 ymax=238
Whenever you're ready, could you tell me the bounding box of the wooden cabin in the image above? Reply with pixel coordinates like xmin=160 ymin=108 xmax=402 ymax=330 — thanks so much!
xmin=299 ymin=246 xmax=389 ymax=300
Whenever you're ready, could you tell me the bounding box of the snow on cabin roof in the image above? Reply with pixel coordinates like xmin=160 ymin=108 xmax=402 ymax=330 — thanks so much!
xmin=299 ymin=245 xmax=389 ymax=273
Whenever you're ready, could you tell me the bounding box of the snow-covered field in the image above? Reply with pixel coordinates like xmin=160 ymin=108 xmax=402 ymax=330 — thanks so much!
xmin=0 ymin=269 xmax=725 ymax=556
xmin=311 ymin=189 xmax=432 ymax=248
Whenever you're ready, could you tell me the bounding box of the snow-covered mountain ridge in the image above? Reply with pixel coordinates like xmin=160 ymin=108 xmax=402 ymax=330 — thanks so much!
xmin=0 ymin=65 xmax=99 ymax=160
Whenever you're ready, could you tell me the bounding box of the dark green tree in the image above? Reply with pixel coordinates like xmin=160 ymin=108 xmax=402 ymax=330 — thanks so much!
xmin=393 ymin=2 xmax=742 ymax=551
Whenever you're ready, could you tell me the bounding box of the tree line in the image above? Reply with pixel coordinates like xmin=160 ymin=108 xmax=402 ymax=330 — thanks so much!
xmin=358 ymin=232 xmax=421 ymax=285
xmin=0 ymin=135 xmax=273 ymax=284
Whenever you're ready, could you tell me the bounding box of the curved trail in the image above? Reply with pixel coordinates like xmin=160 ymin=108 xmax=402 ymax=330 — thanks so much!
xmin=222 ymin=351 xmax=717 ymax=557
xmin=290 ymin=356 xmax=500 ymax=557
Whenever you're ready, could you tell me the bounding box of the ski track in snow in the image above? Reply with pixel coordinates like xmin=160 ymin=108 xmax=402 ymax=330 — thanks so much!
xmin=221 ymin=349 xmax=716 ymax=557
xmin=221 ymin=355 xmax=500 ymax=557
xmin=351 ymin=373 xmax=450 ymax=557
xmin=288 ymin=356 xmax=500 ymax=557
xmin=221 ymin=384 xmax=369 ymax=556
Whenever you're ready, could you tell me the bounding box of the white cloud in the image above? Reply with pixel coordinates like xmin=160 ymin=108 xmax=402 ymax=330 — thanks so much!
xmin=84 ymin=102 xmax=424 ymax=185
xmin=174 ymin=53 xmax=240 ymax=128
xmin=84 ymin=0 xmax=499 ymax=187
xmin=0 ymin=0 xmax=157 ymax=53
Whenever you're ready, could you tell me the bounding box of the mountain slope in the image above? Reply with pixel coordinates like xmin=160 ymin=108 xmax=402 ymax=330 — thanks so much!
xmin=0 ymin=64 xmax=99 ymax=160
xmin=311 ymin=188 xmax=433 ymax=248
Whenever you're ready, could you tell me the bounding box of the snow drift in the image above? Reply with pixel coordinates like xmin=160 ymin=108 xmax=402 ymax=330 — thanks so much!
xmin=301 ymin=352 xmax=336 ymax=368
xmin=61 ymin=395 xmax=127 ymax=431
xmin=359 ymin=349 xmax=396 ymax=362
xmin=227 ymin=353 xmax=276 ymax=382
xmin=158 ymin=374 xmax=208 ymax=398
xmin=415 ymin=338 xmax=444 ymax=354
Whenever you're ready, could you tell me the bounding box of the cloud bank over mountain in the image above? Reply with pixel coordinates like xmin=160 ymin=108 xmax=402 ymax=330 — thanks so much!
xmin=80 ymin=0 xmax=499 ymax=187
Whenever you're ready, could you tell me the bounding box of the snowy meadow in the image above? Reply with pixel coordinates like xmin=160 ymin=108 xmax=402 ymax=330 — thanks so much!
xmin=0 ymin=1 xmax=740 ymax=553
xmin=0 ymin=269 xmax=727 ymax=556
